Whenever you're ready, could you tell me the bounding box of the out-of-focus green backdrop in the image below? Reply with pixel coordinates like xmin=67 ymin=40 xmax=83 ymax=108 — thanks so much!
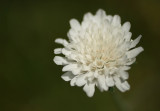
xmin=0 ymin=0 xmax=160 ymax=111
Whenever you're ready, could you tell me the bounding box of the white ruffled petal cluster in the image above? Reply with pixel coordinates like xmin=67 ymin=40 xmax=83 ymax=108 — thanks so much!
xmin=54 ymin=9 xmax=144 ymax=97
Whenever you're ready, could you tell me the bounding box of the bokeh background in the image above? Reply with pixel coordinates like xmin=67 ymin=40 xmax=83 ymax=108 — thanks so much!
xmin=1 ymin=0 xmax=160 ymax=111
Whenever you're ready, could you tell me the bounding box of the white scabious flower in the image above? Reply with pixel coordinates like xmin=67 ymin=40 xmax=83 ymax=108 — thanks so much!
xmin=54 ymin=9 xmax=144 ymax=97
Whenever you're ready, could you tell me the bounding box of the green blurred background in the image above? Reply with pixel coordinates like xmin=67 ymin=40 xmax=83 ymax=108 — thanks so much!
xmin=1 ymin=0 xmax=160 ymax=111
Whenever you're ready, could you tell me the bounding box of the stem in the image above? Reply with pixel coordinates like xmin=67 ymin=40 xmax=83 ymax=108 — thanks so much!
xmin=110 ymin=88 xmax=125 ymax=111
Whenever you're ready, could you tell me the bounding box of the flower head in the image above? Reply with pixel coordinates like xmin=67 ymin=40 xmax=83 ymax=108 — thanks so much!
xmin=54 ymin=9 xmax=143 ymax=97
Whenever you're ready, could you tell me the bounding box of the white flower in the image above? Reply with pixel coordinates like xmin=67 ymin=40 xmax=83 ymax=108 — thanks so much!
xmin=54 ymin=9 xmax=144 ymax=97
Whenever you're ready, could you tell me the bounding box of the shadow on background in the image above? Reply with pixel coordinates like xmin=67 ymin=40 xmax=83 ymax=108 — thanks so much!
xmin=0 ymin=0 xmax=160 ymax=111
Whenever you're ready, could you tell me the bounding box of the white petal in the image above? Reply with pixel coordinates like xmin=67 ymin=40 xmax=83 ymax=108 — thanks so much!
xmin=87 ymin=72 xmax=94 ymax=82
xmin=112 ymin=28 xmax=120 ymax=36
xmin=83 ymin=83 xmax=95 ymax=97
xmin=120 ymin=66 xmax=131 ymax=70
xmin=130 ymin=35 xmax=142 ymax=48
xmin=67 ymin=29 xmax=78 ymax=42
xmin=121 ymin=81 xmax=130 ymax=91
xmin=76 ymin=74 xmax=86 ymax=87
xmin=62 ymin=64 xmax=78 ymax=72
xmin=126 ymin=58 xmax=136 ymax=65
xmin=113 ymin=76 xmax=125 ymax=92
xmin=72 ymin=67 xmax=81 ymax=75
xmin=94 ymin=71 xmax=99 ymax=78
xmin=53 ymin=56 xmax=68 ymax=65
xmin=69 ymin=19 xmax=81 ymax=30
xmin=107 ymin=15 xmax=113 ymax=22
xmin=70 ymin=77 xmax=77 ymax=86
xmin=54 ymin=48 xmax=62 ymax=54
xmin=61 ymin=72 xmax=74 ymax=81
xmin=122 ymin=22 xmax=131 ymax=32
xmin=114 ymin=76 xmax=130 ymax=92
xmin=97 ymin=75 xmax=108 ymax=91
xmin=104 ymin=67 xmax=109 ymax=75
xmin=119 ymin=71 xmax=129 ymax=80
xmin=127 ymin=47 xmax=144 ymax=58
xmin=62 ymin=48 xmax=71 ymax=56
xmin=96 ymin=9 xmax=106 ymax=18
xmin=55 ymin=38 xmax=68 ymax=46
xmin=83 ymin=12 xmax=93 ymax=24
xmin=115 ymin=83 xmax=125 ymax=92
xmin=69 ymin=53 xmax=78 ymax=60
xmin=113 ymin=76 xmax=121 ymax=83
xmin=112 ymin=15 xmax=121 ymax=26
xmin=106 ymin=76 xmax=114 ymax=87
xmin=124 ymin=32 xmax=132 ymax=41
xmin=82 ymin=65 xmax=90 ymax=71
xmin=81 ymin=21 xmax=89 ymax=30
